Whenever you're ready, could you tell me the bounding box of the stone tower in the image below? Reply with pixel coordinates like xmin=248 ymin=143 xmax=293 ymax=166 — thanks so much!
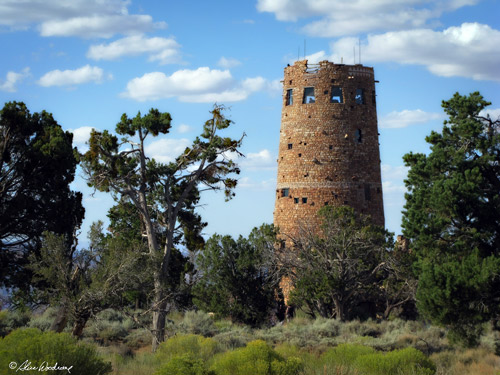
xmin=274 ymin=60 xmax=384 ymax=239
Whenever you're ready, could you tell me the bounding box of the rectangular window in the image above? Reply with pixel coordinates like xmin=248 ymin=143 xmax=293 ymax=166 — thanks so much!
xmin=364 ymin=184 xmax=371 ymax=201
xmin=355 ymin=129 xmax=363 ymax=143
xmin=355 ymin=88 xmax=365 ymax=104
xmin=288 ymin=143 xmax=293 ymax=150
xmin=294 ymin=197 xmax=299 ymax=204
xmin=286 ymin=89 xmax=293 ymax=106
xmin=281 ymin=188 xmax=289 ymax=197
xmin=303 ymin=87 xmax=315 ymax=104
xmin=372 ymin=90 xmax=376 ymax=105
xmin=330 ymin=86 xmax=343 ymax=103
xmin=302 ymin=197 xmax=308 ymax=204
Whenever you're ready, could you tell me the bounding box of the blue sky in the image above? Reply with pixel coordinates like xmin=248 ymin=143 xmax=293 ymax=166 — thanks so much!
xmin=1 ymin=0 xmax=499 ymax=246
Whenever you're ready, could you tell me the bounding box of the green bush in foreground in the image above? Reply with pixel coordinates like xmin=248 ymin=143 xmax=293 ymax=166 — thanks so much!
xmin=155 ymin=355 xmax=214 ymax=375
xmin=156 ymin=334 xmax=221 ymax=364
xmin=211 ymin=340 xmax=303 ymax=375
xmin=356 ymin=347 xmax=435 ymax=375
xmin=0 ymin=328 xmax=112 ymax=375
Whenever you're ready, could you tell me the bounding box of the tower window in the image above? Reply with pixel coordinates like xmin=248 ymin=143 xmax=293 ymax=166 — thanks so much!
xmin=288 ymin=143 xmax=293 ymax=150
xmin=329 ymin=145 xmax=333 ymax=150
xmin=298 ymin=153 xmax=302 ymax=157
xmin=286 ymin=89 xmax=293 ymax=106
xmin=294 ymin=197 xmax=299 ymax=204
xmin=355 ymin=129 xmax=363 ymax=143
xmin=303 ymin=87 xmax=315 ymax=103
xmin=302 ymin=197 xmax=308 ymax=204
xmin=355 ymin=88 xmax=365 ymax=104
xmin=364 ymin=184 xmax=371 ymax=201
xmin=372 ymin=90 xmax=376 ymax=105
xmin=330 ymin=86 xmax=343 ymax=103
xmin=281 ymin=188 xmax=289 ymax=197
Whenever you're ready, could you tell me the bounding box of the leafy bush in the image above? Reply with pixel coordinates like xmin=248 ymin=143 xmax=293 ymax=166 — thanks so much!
xmin=0 ymin=328 xmax=112 ymax=375
xmin=321 ymin=343 xmax=376 ymax=368
xmin=355 ymin=347 xmax=435 ymax=375
xmin=179 ymin=311 xmax=218 ymax=337
xmin=156 ymin=334 xmax=220 ymax=364
xmin=155 ymin=355 xmax=214 ymax=375
xmin=0 ymin=309 xmax=30 ymax=336
xmin=125 ymin=328 xmax=151 ymax=349
xmin=210 ymin=340 xmax=303 ymax=375
xmin=28 ymin=307 xmax=58 ymax=331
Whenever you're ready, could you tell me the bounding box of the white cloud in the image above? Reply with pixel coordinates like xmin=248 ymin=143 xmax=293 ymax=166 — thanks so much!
xmin=240 ymin=149 xmax=276 ymax=171
xmin=38 ymin=65 xmax=110 ymax=87
xmin=87 ymin=35 xmax=181 ymax=64
xmin=381 ymin=164 xmax=409 ymax=181
xmin=256 ymin=0 xmax=478 ymax=37
xmin=145 ymin=138 xmax=190 ymax=164
xmin=177 ymin=124 xmax=192 ymax=134
xmin=380 ymin=109 xmax=443 ymax=129
xmin=237 ymin=176 xmax=276 ymax=191
xmin=328 ymin=23 xmax=500 ymax=82
xmin=40 ymin=15 xmax=164 ymax=38
xmin=381 ymin=165 xmax=408 ymax=212
xmin=0 ymin=0 xmax=165 ymax=38
xmin=480 ymin=108 xmax=500 ymax=121
xmin=217 ymin=57 xmax=241 ymax=69
xmin=0 ymin=67 xmax=30 ymax=92
xmin=122 ymin=67 xmax=279 ymax=102
xmin=70 ymin=126 xmax=96 ymax=152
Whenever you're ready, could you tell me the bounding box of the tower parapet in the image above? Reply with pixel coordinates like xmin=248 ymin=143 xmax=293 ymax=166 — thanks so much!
xmin=274 ymin=60 xmax=384 ymax=238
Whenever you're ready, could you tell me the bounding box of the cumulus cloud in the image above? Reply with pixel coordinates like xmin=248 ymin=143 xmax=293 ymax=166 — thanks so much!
xmin=38 ymin=65 xmax=110 ymax=87
xmin=237 ymin=176 xmax=276 ymax=191
xmin=256 ymin=0 xmax=478 ymax=37
xmin=145 ymin=138 xmax=190 ymax=164
xmin=480 ymin=108 xmax=500 ymax=121
xmin=240 ymin=149 xmax=276 ymax=171
xmin=0 ymin=67 xmax=30 ymax=92
xmin=217 ymin=57 xmax=241 ymax=69
xmin=70 ymin=126 xmax=96 ymax=152
xmin=87 ymin=35 xmax=181 ymax=64
xmin=380 ymin=109 xmax=443 ymax=129
xmin=122 ymin=67 xmax=279 ymax=102
xmin=0 ymin=0 xmax=165 ymax=38
xmin=328 ymin=23 xmax=500 ymax=82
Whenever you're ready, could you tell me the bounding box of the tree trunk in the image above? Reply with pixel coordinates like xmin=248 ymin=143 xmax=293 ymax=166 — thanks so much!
xmin=334 ymin=298 xmax=345 ymax=321
xmin=71 ymin=310 xmax=90 ymax=338
xmin=151 ymin=280 xmax=166 ymax=352
xmin=50 ymin=303 xmax=68 ymax=333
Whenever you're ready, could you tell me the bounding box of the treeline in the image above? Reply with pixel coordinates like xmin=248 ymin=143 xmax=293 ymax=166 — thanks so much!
xmin=0 ymin=92 xmax=499 ymax=351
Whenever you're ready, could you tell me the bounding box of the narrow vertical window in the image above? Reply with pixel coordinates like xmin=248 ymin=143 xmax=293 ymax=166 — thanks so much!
xmin=372 ymin=90 xmax=376 ymax=105
xmin=303 ymin=87 xmax=315 ymax=103
xmin=355 ymin=129 xmax=363 ymax=143
xmin=330 ymin=86 xmax=343 ymax=103
xmin=281 ymin=188 xmax=289 ymax=197
xmin=288 ymin=143 xmax=293 ymax=150
xmin=355 ymin=88 xmax=365 ymax=104
xmin=286 ymin=89 xmax=293 ymax=106
xmin=294 ymin=198 xmax=299 ymax=204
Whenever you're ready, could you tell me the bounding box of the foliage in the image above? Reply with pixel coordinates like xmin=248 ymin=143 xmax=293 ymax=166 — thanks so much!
xmin=210 ymin=340 xmax=303 ymax=375
xmin=81 ymin=105 xmax=243 ymax=350
xmin=155 ymin=334 xmax=221 ymax=364
xmin=179 ymin=311 xmax=218 ymax=337
xmin=0 ymin=328 xmax=111 ymax=375
xmin=193 ymin=224 xmax=279 ymax=326
xmin=0 ymin=308 xmax=30 ymax=336
xmin=0 ymin=101 xmax=84 ymax=292
xmin=155 ymin=355 xmax=214 ymax=375
xmin=355 ymin=347 xmax=435 ymax=375
xmin=287 ymin=206 xmax=392 ymax=320
xmin=402 ymin=92 xmax=500 ymax=346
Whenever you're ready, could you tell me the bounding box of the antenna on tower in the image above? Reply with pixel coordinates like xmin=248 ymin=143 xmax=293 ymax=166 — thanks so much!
xmin=359 ymin=38 xmax=361 ymax=64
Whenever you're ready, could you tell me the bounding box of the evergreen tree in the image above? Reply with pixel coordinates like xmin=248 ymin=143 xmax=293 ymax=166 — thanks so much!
xmin=402 ymin=92 xmax=500 ymax=346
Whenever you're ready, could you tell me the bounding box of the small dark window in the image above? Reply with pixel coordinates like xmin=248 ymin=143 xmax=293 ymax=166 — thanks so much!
xmin=355 ymin=88 xmax=365 ymax=104
xmin=372 ymin=90 xmax=376 ymax=105
xmin=331 ymin=86 xmax=343 ymax=103
xmin=298 ymin=153 xmax=302 ymax=157
xmin=376 ymin=187 xmax=381 ymax=194
xmin=364 ymin=184 xmax=371 ymax=201
xmin=294 ymin=198 xmax=299 ymax=204
xmin=329 ymin=145 xmax=333 ymax=150
xmin=281 ymin=188 xmax=289 ymax=197
xmin=303 ymin=87 xmax=315 ymax=103
xmin=286 ymin=89 xmax=293 ymax=106
xmin=302 ymin=197 xmax=308 ymax=204
xmin=355 ymin=129 xmax=362 ymax=143
xmin=288 ymin=143 xmax=293 ymax=150
xmin=324 ymin=201 xmax=329 ymax=206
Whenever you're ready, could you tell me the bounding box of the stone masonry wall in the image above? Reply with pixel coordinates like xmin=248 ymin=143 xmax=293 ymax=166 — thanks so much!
xmin=273 ymin=60 xmax=385 ymax=240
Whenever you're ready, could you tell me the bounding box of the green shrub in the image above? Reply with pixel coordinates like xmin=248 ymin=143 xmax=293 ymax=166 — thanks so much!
xmin=210 ymin=340 xmax=303 ymax=375
xmin=156 ymin=334 xmax=220 ymax=364
xmin=28 ymin=308 xmax=58 ymax=331
xmin=0 ymin=309 xmax=30 ymax=336
xmin=0 ymin=328 xmax=112 ymax=375
xmin=180 ymin=311 xmax=218 ymax=337
xmin=355 ymin=347 xmax=436 ymax=375
xmin=125 ymin=328 xmax=151 ymax=349
xmin=155 ymin=355 xmax=214 ymax=375
xmin=321 ymin=343 xmax=376 ymax=368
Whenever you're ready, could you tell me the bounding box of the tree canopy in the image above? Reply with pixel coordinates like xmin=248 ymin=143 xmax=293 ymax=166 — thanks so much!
xmin=402 ymin=92 xmax=500 ymax=346
xmin=0 ymin=102 xmax=84 ymax=289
